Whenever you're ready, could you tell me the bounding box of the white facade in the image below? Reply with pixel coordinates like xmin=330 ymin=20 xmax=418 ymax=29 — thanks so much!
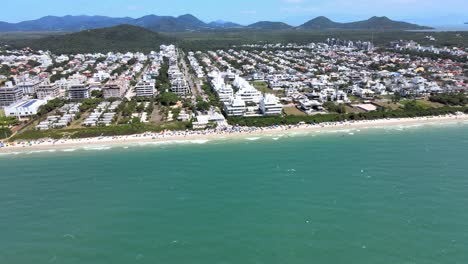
xmin=223 ymin=96 xmax=246 ymax=117
xmin=0 ymin=82 xmax=23 ymax=107
xmin=5 ymin=99 xmax=46 ymax=117
xmin=16 ymin=80 xmax=41 ymax=95
xmin=135 ymin=80 xmax=156 ymax=97
xmin=37 ymin=81 xmax=60 ymax=100
xmin=260 ymin=94 xmax=283 ymax=115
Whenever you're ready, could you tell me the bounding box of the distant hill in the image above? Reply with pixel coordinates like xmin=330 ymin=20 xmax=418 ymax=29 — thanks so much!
xmin=300 ymin=16 xmax=340 ymax=30
xmin=0 ymin=14 xmax=212 ymax=32
xmin=0 ymin=14 xmax=432 ymax=33
xmin=208 ymin=20 xmax=244 ymax=29
xmin=16 ymin=25 xmax=173 ymax=53
xmin=130 ymin=14 xmax=211 ymax=32
xmin=247 ymin=21 xmax=293 ymax=30
xmin=0 ymin=15 xmax=133 ymax=32
xmin=299 ymin=16 xmax=433 ymax=30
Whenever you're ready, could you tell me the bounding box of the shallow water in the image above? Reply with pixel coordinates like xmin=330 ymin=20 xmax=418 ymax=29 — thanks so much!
xmin=1 ymin=123 xmax=468 ymax=263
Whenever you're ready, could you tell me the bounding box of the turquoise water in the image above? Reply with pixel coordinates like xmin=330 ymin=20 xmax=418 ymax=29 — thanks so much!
xmin=1 ymin=124 xmax=468 ymax=264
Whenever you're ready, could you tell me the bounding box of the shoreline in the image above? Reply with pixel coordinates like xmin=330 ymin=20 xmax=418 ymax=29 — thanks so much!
xmin=1 ymin=114 xmax=468 ymax=154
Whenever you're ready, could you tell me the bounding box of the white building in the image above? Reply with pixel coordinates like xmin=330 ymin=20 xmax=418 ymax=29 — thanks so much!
xmin=68 ymin=84 xmax=90 ymax=100
xmin=16 ymin=80 xmax=41 ymax=95
xmin=36 ymin=81 xmax=60 ymax=100
xmin=236 ymin=85 xmax=262 ymax=104
xmin=233 ymin=75 xmax=262 ymax=103
xmin=260 ymin=94 xmax=283 ymax=116
xmin=223 ymin=96 xmax=246 ymax=117
xmin=5 ymin=99 xmax=46 ymax=117
xmin=135 ymin=80 xmax=156 ymax=97
xmin=170 ymin=78 xmax=189 ymax=96
xmin=102 ymin=79 xmax=128 ymax=99
xmin=0 ymin=82 xmax=23 ymax=107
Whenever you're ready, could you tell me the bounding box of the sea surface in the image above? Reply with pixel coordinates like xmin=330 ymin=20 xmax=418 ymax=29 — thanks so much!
xmin=1 ymin=123 xmax=468 ymax=264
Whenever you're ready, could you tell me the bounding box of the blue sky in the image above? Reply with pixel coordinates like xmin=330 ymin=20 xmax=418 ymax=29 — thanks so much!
xmin=2 ymin=0 xmax=467 ymax=25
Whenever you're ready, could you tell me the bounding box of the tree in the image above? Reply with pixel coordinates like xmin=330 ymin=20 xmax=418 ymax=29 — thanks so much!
xmin=196 ymin=101 xmax=211 ymax=112
xmin=159 ymin=92 xmax=179 ymax=106
xmin=91 ymin=90 xmax=103 ymax=98
xmin=392 ymin=92 xmax=402 ymax=103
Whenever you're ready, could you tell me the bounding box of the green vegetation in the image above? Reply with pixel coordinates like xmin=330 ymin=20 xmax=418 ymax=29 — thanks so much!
xmin=27 ymin=60 xmax=41 ymax=67
xmin=2 ymin=27 xmax=466 ymax=54
xmin=201 ymin=83 xmax=221 ymax=108
xmin=0 ymin=116 xmax=19 ymax=126
xmin=79 ymin=98 xmax=103 ymax=112
xmin=323 ymin=102 xmax=347 ymax=114
xmin=155 ymin=58 xmax=170 ymax=92
xmin=91 ymin=90 xmax=103 ymax=98
xmin=0 ymin=64 xmax=11 ymax=76
xmin=110 ymin=63 xmax=129 ymax=76
xmin=196 ymin=100 xmax=211 ymax=112
xmin=429 ymin=93 xmax=468 ymax=106
xmin=36 ymin=98 xmax=67 ymax=116
xmin=158 ymin=92 xmax=180 ymax=106
xmin=228 ymin=106 xmax=468 ymax=127
xmin=7 ymin=25 xmax=175 ymax=54
xmin=10 ymin=122 xmax=191 ymax=141
xmin=0 ymin=127 xmax=12 ymax=139
xmin=283 ymin=106 xmax=307 ymax=116
xmin=50 ymin=72 xmax=74 ymax=83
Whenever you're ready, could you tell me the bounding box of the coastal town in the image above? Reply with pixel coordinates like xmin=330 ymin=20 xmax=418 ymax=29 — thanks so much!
xmin=0 ymin=38 xmax=467 ymax=146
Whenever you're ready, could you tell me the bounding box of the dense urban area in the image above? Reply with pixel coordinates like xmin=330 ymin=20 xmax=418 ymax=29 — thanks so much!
xmin=0 ymin=36 xmax=467 ymax=141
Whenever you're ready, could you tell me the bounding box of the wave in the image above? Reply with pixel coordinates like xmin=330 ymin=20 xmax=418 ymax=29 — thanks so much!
xmin=26 ymin=149 xmax=57 ymax=155
xmin=246 ymin=137 xmax=261 ymax=141
xmin=62 ymin=148 xmax=77 ymax=152
xmin=83 ymin=146 xmax=112 ymax=151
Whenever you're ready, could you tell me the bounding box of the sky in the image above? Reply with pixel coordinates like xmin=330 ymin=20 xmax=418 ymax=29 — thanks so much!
xmin=1 ymin=0 xmax=467 ymax=26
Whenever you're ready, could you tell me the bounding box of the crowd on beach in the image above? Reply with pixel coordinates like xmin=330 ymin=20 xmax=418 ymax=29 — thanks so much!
xmin=1 ymin=114 xmax=467 ymax=151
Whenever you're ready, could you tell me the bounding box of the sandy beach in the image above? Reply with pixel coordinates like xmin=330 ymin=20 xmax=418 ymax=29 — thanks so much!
xmin=1 ymin=114 xmax=468 ymax=153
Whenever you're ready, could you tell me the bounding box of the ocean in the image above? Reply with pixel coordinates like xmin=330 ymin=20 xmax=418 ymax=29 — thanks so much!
xmin=1 ymin=123 xmax=468 ymax=264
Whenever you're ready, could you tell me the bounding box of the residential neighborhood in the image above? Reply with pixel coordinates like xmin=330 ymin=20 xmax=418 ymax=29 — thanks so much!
xmin=0 ymin=39 xmax=467 ymax=136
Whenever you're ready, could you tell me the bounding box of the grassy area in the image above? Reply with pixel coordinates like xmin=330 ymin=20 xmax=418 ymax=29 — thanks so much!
xmin=251 ymin=81 xmax=284 ymax=96
xmin=252 ymin=81 xmax=273 ymax=94
xmin=68 ymin=112 xmax=89 ymax=129
xmin=400 ymin=99 xmax=444 ymax=109
xmin=345 ymin=105 xmax=365 ymax=113
xmin=283 ymin=106 xmax=306 ymax=116
xmin=348 ymin=95 xmax=361 ymax=103
xmin=373 ymin=101 xmax=403 ymax=110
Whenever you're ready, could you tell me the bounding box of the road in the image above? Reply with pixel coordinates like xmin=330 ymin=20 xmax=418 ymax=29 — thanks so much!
xmin=179 ymin=49 xmax=208 ymax=101
xmin=124 ymin=62 xmax=150 ymax=100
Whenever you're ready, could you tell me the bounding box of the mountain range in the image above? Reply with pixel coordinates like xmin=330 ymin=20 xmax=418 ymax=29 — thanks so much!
xmin=0 ymin=14 xmax=432 ymax=32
